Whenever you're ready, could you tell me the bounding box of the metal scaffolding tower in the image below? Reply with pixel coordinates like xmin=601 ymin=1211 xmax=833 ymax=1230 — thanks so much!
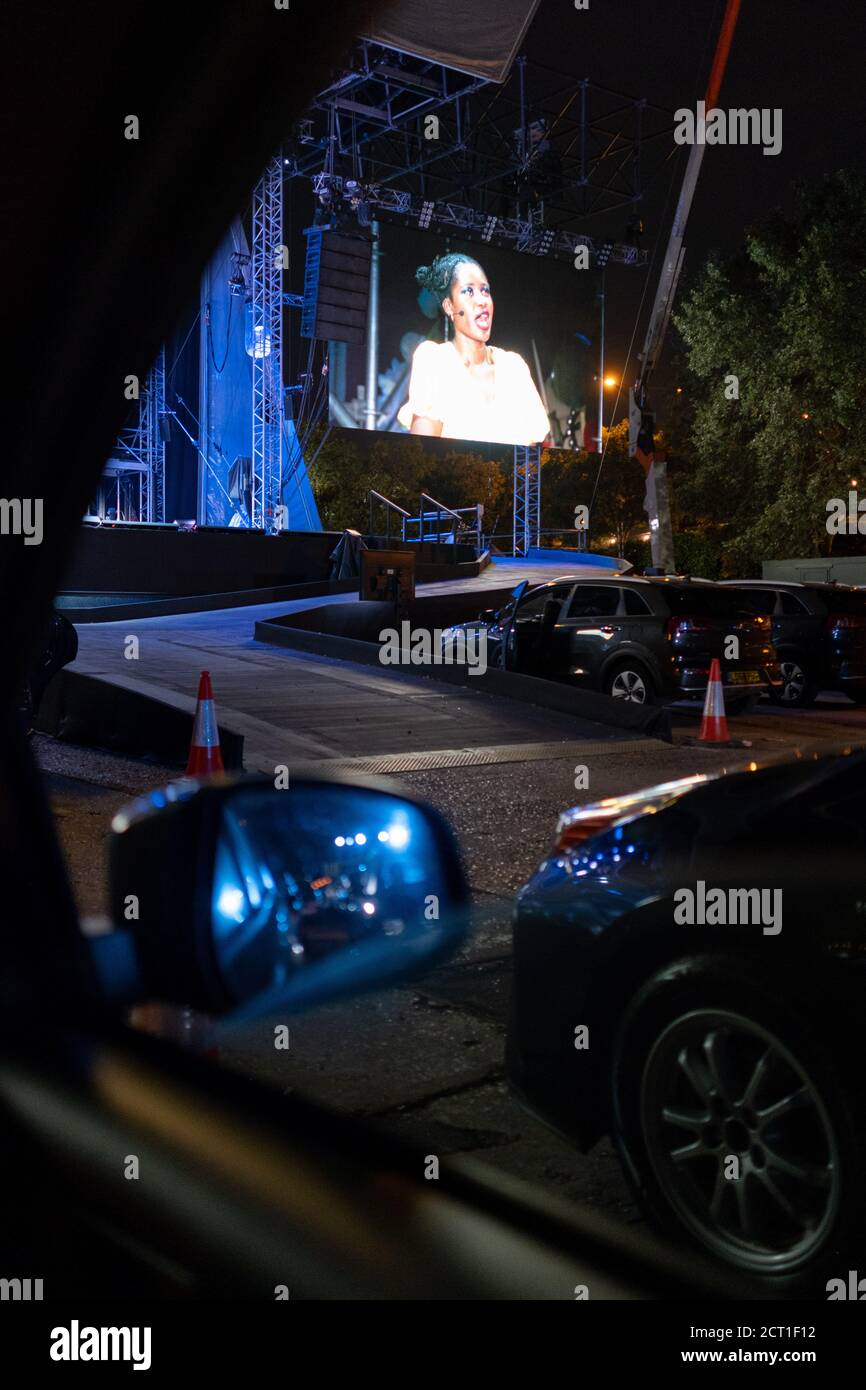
xmin=99 ymin=348 xmax=166 ymax=523
xmin=284 ymin=41 xmax=672 ymax=267
xmin=513 ymin=445 xmax=541 ymax=557
xmin=146 ymin=346 xmax=166 ymax=522
xmin=251 ymin=155 xmax=284 ymax=532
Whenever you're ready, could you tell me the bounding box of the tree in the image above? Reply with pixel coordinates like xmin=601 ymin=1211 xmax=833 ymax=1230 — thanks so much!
xmin=673 ymin=170 xmax=866 ymax=574
xmin=591 ymin=421 xmax=648 ymax=557
xmin=540 ymin=420 xmax=646 ymax=559
xmin=307 ymin=427 xmax=507 ymax=538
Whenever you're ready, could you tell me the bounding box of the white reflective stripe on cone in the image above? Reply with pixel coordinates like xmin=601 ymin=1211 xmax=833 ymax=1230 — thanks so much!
xmin=191 ymin=698 xmax=219 ymax=747
xmin=706 ymin=678 xmax=725 ymax=716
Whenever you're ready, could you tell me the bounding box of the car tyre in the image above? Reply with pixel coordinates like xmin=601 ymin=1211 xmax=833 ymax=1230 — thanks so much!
xmin=603 ymin=660 xmax=654 ymax=705
xmin=610 ymin=954 xmax=866 ymax=1292
xmin=770 ymin=657 xmax=818 ymax=708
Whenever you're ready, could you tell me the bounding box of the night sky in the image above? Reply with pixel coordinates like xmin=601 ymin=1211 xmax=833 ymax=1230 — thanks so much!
xmin=522 ymin=0 xmax=866 ymax=409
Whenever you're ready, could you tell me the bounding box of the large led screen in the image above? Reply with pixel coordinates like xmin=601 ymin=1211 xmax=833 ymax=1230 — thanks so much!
xmin=327 ymin=225 xmax=597 ymax=453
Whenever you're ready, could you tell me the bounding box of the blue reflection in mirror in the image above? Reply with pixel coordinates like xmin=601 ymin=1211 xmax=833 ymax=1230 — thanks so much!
xmin=211 ymin=785 xmax=456 ymax=1004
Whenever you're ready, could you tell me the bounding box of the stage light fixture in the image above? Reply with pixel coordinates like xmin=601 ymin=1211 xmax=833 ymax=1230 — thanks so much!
xmin=482 ymin=214 xmax=497 ymax=242
xmin=313 ymin=172 xmax=335 ymax=208
xmin=596 ymin=240 xmax=614 ymax=269
xmin=538 ymin=228 xmax=554 ymax=255
xmin=418 ymin=200 xmax=435 ymax=229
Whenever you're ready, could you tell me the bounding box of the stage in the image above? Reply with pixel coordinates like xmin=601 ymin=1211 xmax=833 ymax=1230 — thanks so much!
xmin=59 ymin=522 xmax=490 ymax=621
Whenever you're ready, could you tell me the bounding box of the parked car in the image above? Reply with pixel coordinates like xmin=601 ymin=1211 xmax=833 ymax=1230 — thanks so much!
xmin=443 ymin=575 xmax=782 ymax=710
xmin=506 ymin=747 xmax=866 ymax=1291
xmin=720 ymin=580 xmax=866 ymax=707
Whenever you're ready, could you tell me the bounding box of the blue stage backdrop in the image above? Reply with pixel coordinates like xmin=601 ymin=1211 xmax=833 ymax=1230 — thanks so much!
xmin=199 ymin=218 xmax=320 ymax=531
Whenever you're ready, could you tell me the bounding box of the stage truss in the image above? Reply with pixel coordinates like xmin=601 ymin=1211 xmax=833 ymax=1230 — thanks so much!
xmin=251 ymin=155 xmax=284 ymax=531
xmin=513 ymin=445 xmax=541 ymax=557
xmin=286 ymin=40 xmax=673 ymax=265
xmin=94 ymin=348 xmax=166 ymax=524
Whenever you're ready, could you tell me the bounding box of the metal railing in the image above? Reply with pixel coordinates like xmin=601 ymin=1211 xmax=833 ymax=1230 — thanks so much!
xmin=484 ymin=527 xmax=591 ymax=555
xmin=367 ymin=489 xmax=485 ymax=558
xmin=366 ymin=489 xmax=489 ymax=553
xmin=403 ymin=494 xmax=483 ymax=556
xmin=367 ymin=488 xmax=410 ymax=543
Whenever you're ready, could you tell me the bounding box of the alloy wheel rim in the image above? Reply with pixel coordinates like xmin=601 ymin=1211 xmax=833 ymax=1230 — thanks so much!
xmin=639 ymin=1009 xmax=839 ymax=1271
xmin=611 ymin=669 xmax=646 ymax=702
xmin=780 ymin=660 xmax=806 ymax=702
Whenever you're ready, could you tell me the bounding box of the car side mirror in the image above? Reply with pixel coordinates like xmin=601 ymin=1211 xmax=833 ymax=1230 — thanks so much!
xmin=97 ymin=773 xmax=470 ymax=1019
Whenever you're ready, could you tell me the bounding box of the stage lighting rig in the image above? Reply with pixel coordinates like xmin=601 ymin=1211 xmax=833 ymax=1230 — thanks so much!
xmin=418 ymin=200 xmax=435 ymax=230
xmin=313 ymin=172 xmax=338 ymax=208
xmin=482 ymin=214 xmax=497 ymax=242
xmin=228 ymin=251 xmax=248 ymax=297
xmin=345 ymin=179 xmax=372 ymax=227
xmin=595 ymin=240 xmax=614 ymax=269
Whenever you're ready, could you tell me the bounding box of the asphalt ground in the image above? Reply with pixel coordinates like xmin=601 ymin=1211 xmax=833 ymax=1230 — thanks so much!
xmin=39 ymin=561 xmax=866 ymax=1230
xmin=36 ymin=682 xmax=866 ymax=1231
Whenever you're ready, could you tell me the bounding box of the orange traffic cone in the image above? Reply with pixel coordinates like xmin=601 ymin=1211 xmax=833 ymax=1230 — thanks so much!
xmin=186 ymin=670 xmax=225 ymax=775
xmin=699 ymin=657 xmax=730 ymax=743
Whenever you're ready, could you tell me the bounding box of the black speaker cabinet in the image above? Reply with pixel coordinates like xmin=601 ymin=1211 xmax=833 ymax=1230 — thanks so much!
xmin=301 ymin=225 xmax=372 ymax=344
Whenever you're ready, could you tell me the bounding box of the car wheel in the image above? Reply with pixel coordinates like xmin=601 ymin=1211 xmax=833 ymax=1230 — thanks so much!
xmin=604 ymin=661 xmax=652 ymax=704
xmin=770 ymin=657 xmax=817 ymax=708
xmin=610 ymin=955 xmax=865 ymax=1289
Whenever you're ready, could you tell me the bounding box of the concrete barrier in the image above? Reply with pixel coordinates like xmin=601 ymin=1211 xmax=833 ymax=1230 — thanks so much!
xmin=35 ymin=670 xmax=245 ymax=769
xmin=255 ymin=599 xmax=672 ymax=741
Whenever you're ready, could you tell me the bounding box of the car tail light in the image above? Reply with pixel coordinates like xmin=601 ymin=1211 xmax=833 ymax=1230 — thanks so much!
xmin=554 ymin=774 xmax=709 ymax=854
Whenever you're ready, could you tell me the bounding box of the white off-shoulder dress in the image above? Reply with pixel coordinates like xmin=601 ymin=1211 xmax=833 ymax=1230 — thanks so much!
xmin=397 ymin=340 xmax=550 ymax=446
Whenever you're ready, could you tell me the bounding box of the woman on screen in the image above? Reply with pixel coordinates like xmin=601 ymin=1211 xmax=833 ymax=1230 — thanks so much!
xmin=396 ymin=253 xmax=550 ymax=446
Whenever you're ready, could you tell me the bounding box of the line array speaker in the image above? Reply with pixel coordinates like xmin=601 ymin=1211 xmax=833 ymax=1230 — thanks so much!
xmin=301 ymin=225 xmax=372 ymax=344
